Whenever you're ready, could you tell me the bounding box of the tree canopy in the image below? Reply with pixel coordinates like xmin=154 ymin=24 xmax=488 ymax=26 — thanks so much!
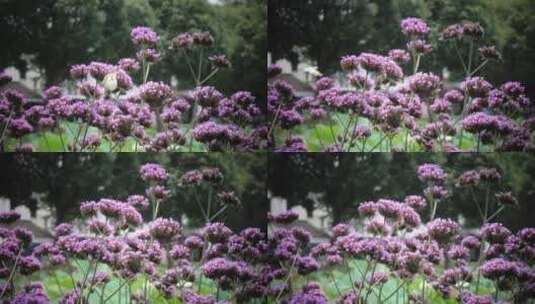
xmin=0 ymin=153 xmax=267 ymax=231
xmin=268 ymin=153 xmax=535 ymax=231
xmin=0 ymin=0 xmax=266 ymax=101
xmin=268 ymin=0 xmax=535 ymax=88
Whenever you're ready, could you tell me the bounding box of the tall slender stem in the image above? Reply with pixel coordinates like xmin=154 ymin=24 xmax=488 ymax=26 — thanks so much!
xmin=197 ymin=48 xmax=204 ymax=84
xmin=0 ymin=109 xmax=14 ymax=146
xmin=143 ymin=63 xmax=151 ymax=84
xmin=199 ymin=68 xmax=219 ymax=85
xmin=0 ymin=248 xmax=22 ymax=298
xmin=267 ymin=103 xmax=283 ymax=141
xmin=468 ymin=40 xmax=474 ymax=74
xmin=413 ymin=53 xmax=421 ymax=74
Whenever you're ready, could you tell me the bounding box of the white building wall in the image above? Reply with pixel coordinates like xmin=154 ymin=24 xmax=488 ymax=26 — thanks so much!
xmin=4 ymin=66 xmax=44 ymax=92
xmin=267 ymin=52 xmax=317 ymax=84
xmin=0 ymin=197 xmax=53 ymax=230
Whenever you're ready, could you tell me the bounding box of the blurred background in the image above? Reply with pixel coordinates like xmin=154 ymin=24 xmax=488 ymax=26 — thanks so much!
xmin=0 ymin=153 xmax=267 ymax=243
xmin=268 ymin=153 xmax=535 ymax=241
xmin=268 ymin=0 xmax=535 ymax=98
xmin=0 ymin=0 xmax=266 ymax=105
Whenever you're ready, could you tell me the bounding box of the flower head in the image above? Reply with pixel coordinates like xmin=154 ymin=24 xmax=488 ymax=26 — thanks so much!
xmin=463 ymin=77 xmax=493 ymax=97
xmin=149 ymin=218 xmax=181 ymax=241
xmin=481 ymin=223 xmax=512 ymax=244
xmin=203 ymin=222 xmax=233 ymax=243
xmin=288 ymin=283 xmax=328 ymax=304
xmin=192 ymin=86 xmax=224 ymax=108
xmin=409 ymin=73 xmax=441 ymax=96
xmin=427 ymin=218 xmax=460 ymax=243
xmin=480 ymin=258 xmax=516 ymax=280
xmin=139 ymin=163 xmax=168 ymax=183
xmin=417 ymin=163 xmax=446 ymax=184
xmin=388 ymin=49 xmax=411 ymax=64
xmin=401 ymin=18 xmax=430 ymax=37
xmin=138 ymin=81 xmax=172 ymax=107
xmin=0 ymin=211 xmax=21 ymax=224
xmin=131 ymin=26 xmax=159 ymax=46
xmin=268 ymin=211 xmax=299 ymax=224
xmin=171 ymin=33 xmax=194 ymax=49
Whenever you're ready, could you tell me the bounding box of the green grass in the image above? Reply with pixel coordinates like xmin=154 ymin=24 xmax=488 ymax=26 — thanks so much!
xmin=287 ymin=259 xmax=497 ymax=303
xmin=18 ymin=259 xmax=225 ymax=303
xmin=4 ymin=122 xmax=207 ymax=152
xmin=13 ymin=258 xmax=501 ymax=303
xmin=276 ymin=113 xmax=483 ymax=152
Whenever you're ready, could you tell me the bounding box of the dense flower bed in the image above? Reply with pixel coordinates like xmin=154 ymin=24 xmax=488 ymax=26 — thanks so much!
xmin=268 ymin=18 xmax=534 ymax=152
xmin=1 ymin=162 xmax=533 ymax=303
xmin=0 ymin=162 xmax=265 ymax=303
xmin=268 ymin=163 xmax=534 ymax=303
xmin=0 ymin=27 xmax=266 ymax=152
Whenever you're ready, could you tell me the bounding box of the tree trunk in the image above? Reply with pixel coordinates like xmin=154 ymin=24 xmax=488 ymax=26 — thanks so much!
xmin=45 ymin=65 xmax=66 ymax=88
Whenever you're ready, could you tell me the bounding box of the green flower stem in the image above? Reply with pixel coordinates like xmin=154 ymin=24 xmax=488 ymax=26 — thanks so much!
xmin=329 ymin=271 xmax=342 ymax=297
xmin=275 ymin=257 xmax=297 ymax=302
xmin=103 ymin=279 xmax=130 ymax=304
xmin=0 ymin=248 xmax=22 ymax=298
xmin=0 ymin=109 xmax=14 ymax=146
xmin=368 ymin=133 xmax=388 ymax=152
xmin=468 ymin=40 xmax=474 ymax=73
xmin=454 ymin=40 xmax=469 ymax=75
xmin=206 ymin=186 xmax=213 ymax=219
xmin=313 ymin=125 xmax=325 ymax=150
xmin=267 ymin=102 xmax=283 ymax=141
xmin=199 ymin=68 xmax=219 ymax=85
xmin=381 ymin=280 xmax=407 ymax=303
xmin=209 ymin=205 xmax=228 ymax=222
xmin=470 ymin=60 xmax=489 ymax=77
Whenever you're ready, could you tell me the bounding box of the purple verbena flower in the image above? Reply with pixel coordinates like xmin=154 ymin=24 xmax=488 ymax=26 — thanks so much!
xmin=131 ymin=26 xmax=159 ymax=46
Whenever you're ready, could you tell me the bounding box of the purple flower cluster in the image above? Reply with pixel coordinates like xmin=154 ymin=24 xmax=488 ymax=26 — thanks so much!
xmin=409 ymin=72 xmax=441 ymax=97
xmin=2 ymin=161 xmax=534 ymax=303
xmin=267 ymin=210 xmax=299 ymax=224
xmin=130 ymin=26 xmax=160 ymax=46
xmin=179 ymin=167 xmax=223 ymax=186
xmin=218 ymin=91 xmax=261 ymax=125
xmin=401 ymin=17 xmax=430 ymax=37
xmin=170 ymin=31 xmax=214 ymax=49
xmin=149 ymin=218 xmax=182 ymax=241
xmin=268 ymin=17 xmax=534 ymax=152
xmin=427 ymin=218 xmax=460 ymax=243
xmin=1 ymin=162 xmax=273 ymax=303
xmin=138 ymin=81 xmax=173 ymax=106
xmin=288 ymin=283 xmax=328 ymax=304
xmin=0 ymin=212 xmax=44 ymax=301
xmin=441 ymin=21 xmax=484 ymax=40
xmin=265 ymin=163 xmax=533 ymax=303
xmin=340 ymin=53 xmax=404 ymax=81
xmin=0 ymin=26 xmax=266 ymax=152
xmin=139 ymin=163 xmax=168 ymax=183
xmin=417 ymin=163 xmax=447 ymax=184
xmin=0 ymin=210 xmax=21 ymax=223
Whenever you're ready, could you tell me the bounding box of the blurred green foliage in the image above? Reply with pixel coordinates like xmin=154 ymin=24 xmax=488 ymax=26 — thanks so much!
xmin=268 ymin=153 xmax=535 ymax=231
xmin=32 ymin=258 xmax=494 ymax=303
xmin=275 ymin=114 xmax=481 ymax=153
xmin=268 ymin=0 xmax=535 ymax=87
xmin=32 ymin=259 xmax=223 ymax=303
xmin=0 ymin=153 xmax=267 ymax=231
